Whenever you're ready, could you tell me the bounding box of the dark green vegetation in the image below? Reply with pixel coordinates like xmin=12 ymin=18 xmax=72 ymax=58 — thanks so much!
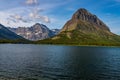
xmin=0 ymin=39 xmax=31 ymax=44
xmin=36 ymin=30 xmax=120 ymax=46
xmin=36 ymin=8 xmax=120 ymax=46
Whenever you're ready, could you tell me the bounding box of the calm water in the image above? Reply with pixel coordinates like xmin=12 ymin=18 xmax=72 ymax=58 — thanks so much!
xmin=0 ymin=44 xmax=120 ymax=80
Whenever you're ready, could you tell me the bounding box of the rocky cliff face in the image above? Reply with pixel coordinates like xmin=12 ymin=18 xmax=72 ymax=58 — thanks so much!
xmin=8 ymin=23 xmax=55 ymax=41
xmin=61 ymin=8 xmax=110 ymax=32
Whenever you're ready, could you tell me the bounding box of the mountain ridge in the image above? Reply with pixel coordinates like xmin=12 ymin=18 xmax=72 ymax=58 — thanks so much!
xmin=0 ymin=24 xmax=24 ymax=40
xmin=8 ymin=23 xmax=60 ymax=41
xmin=0 ymin=24 xmax=29 ymax=43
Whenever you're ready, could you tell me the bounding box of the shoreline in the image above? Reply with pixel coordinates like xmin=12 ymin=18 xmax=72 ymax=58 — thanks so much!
xmin=0 ymin=43 xmax=120 ymax=48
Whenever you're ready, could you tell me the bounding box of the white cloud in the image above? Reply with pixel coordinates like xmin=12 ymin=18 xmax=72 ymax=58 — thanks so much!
xmin=42 ymin=16 xmax=50 ymax=23
xmin=10 ymin=14 xmax=22 ymax=21
xmin=25 ymin=0 xmax=50 ymax=23
xmin=0 ymin=5 xmax=51 ymax=27
xmin=29 ymin=7 xmax=50 ymax=23
xmin=29 ymin=8 xmax=41 ymax=18
xmin=0 ymin=0 xmax=72 ymax=28
xmin=25 ymin=0 xmax=38 ymax=5
xmin=29 ymin=12 xmax=50 ymax=23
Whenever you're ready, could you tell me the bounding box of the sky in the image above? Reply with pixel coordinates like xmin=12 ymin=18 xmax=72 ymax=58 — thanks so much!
xmin=0 ymin=0 xmax=120 ymax=34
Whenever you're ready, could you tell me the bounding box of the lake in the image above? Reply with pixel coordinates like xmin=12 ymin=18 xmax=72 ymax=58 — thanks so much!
xmin=0 ymin=44 xmax=120 ymax=80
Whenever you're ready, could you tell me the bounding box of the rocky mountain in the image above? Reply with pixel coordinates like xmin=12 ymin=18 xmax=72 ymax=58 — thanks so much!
xmin=37 ymin=8 xmax=120 ymax=46
xmin=61 ymin=8 xmax=110 ymax=32
xmin=0 ymin=24 xmax=24 ymax=40
xmin=8 ymin=23 xmax=58 ymax=41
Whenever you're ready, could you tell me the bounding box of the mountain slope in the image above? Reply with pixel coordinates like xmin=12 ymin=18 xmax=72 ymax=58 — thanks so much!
xmin=36 ymin=8 xmax=120 ymax=46
xmin=8 ymin=23 xmax=55 ymax=41
xmin=0 ymin=24 xmax=28 ymax=43
xmin=0 ymin=24 xmax=23 ymax=40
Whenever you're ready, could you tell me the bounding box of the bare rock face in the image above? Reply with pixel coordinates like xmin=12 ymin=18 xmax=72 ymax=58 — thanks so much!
xmin=8 ymin=23 xmax=55 ymax=41
xmin=61 ymin=8 xmax=110 ymax=32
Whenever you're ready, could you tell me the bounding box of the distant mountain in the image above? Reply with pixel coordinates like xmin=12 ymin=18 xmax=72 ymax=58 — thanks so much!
xmin=8 ymin=23 xmax=58 ymax=41
xmin=51 ymin=29 xmax=60 ymax=35
xmin=37 ymin=8 xmax=120 ymax=46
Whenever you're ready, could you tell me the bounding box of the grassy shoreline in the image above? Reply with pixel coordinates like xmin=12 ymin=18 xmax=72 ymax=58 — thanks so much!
xmin=1 ymin=41 xmax=120 ymax=48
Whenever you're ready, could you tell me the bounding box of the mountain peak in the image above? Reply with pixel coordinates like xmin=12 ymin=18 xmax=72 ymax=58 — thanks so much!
xmin=35 ymin=23 xmax=40 ymax=25
xmin=32 ymin=23 xmax=49 ymax=31
xmin=33 ymin=23 xmax=41 ymax=26
xmin=77 ymin=8 xmax=90 ymax=14
xmin=72 ymin=8 xmax=100 ymax=22
xmin=61 ymin=8 xmax=110 ymax=32
xmin=72 ymin=8 xmax=92 ymax=20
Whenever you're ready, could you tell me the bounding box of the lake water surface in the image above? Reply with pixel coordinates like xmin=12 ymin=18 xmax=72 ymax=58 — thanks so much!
xmin=0 ymin=44 xmax=120 ymax=80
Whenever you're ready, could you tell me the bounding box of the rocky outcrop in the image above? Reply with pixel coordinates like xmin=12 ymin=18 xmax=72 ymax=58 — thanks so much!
xmin=61 ymin=8 xmax=110 ymax=32
xmin=8 ymin=23 xmax=56 ymax=41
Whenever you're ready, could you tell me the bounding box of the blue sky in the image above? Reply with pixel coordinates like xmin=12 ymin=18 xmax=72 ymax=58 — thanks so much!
xmin=0 ymin=0 xmax=120 ymax=34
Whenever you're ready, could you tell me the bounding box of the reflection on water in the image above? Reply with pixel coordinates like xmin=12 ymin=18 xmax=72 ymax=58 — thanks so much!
xmin=0 ymin=44 xmax=120 ymax=80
